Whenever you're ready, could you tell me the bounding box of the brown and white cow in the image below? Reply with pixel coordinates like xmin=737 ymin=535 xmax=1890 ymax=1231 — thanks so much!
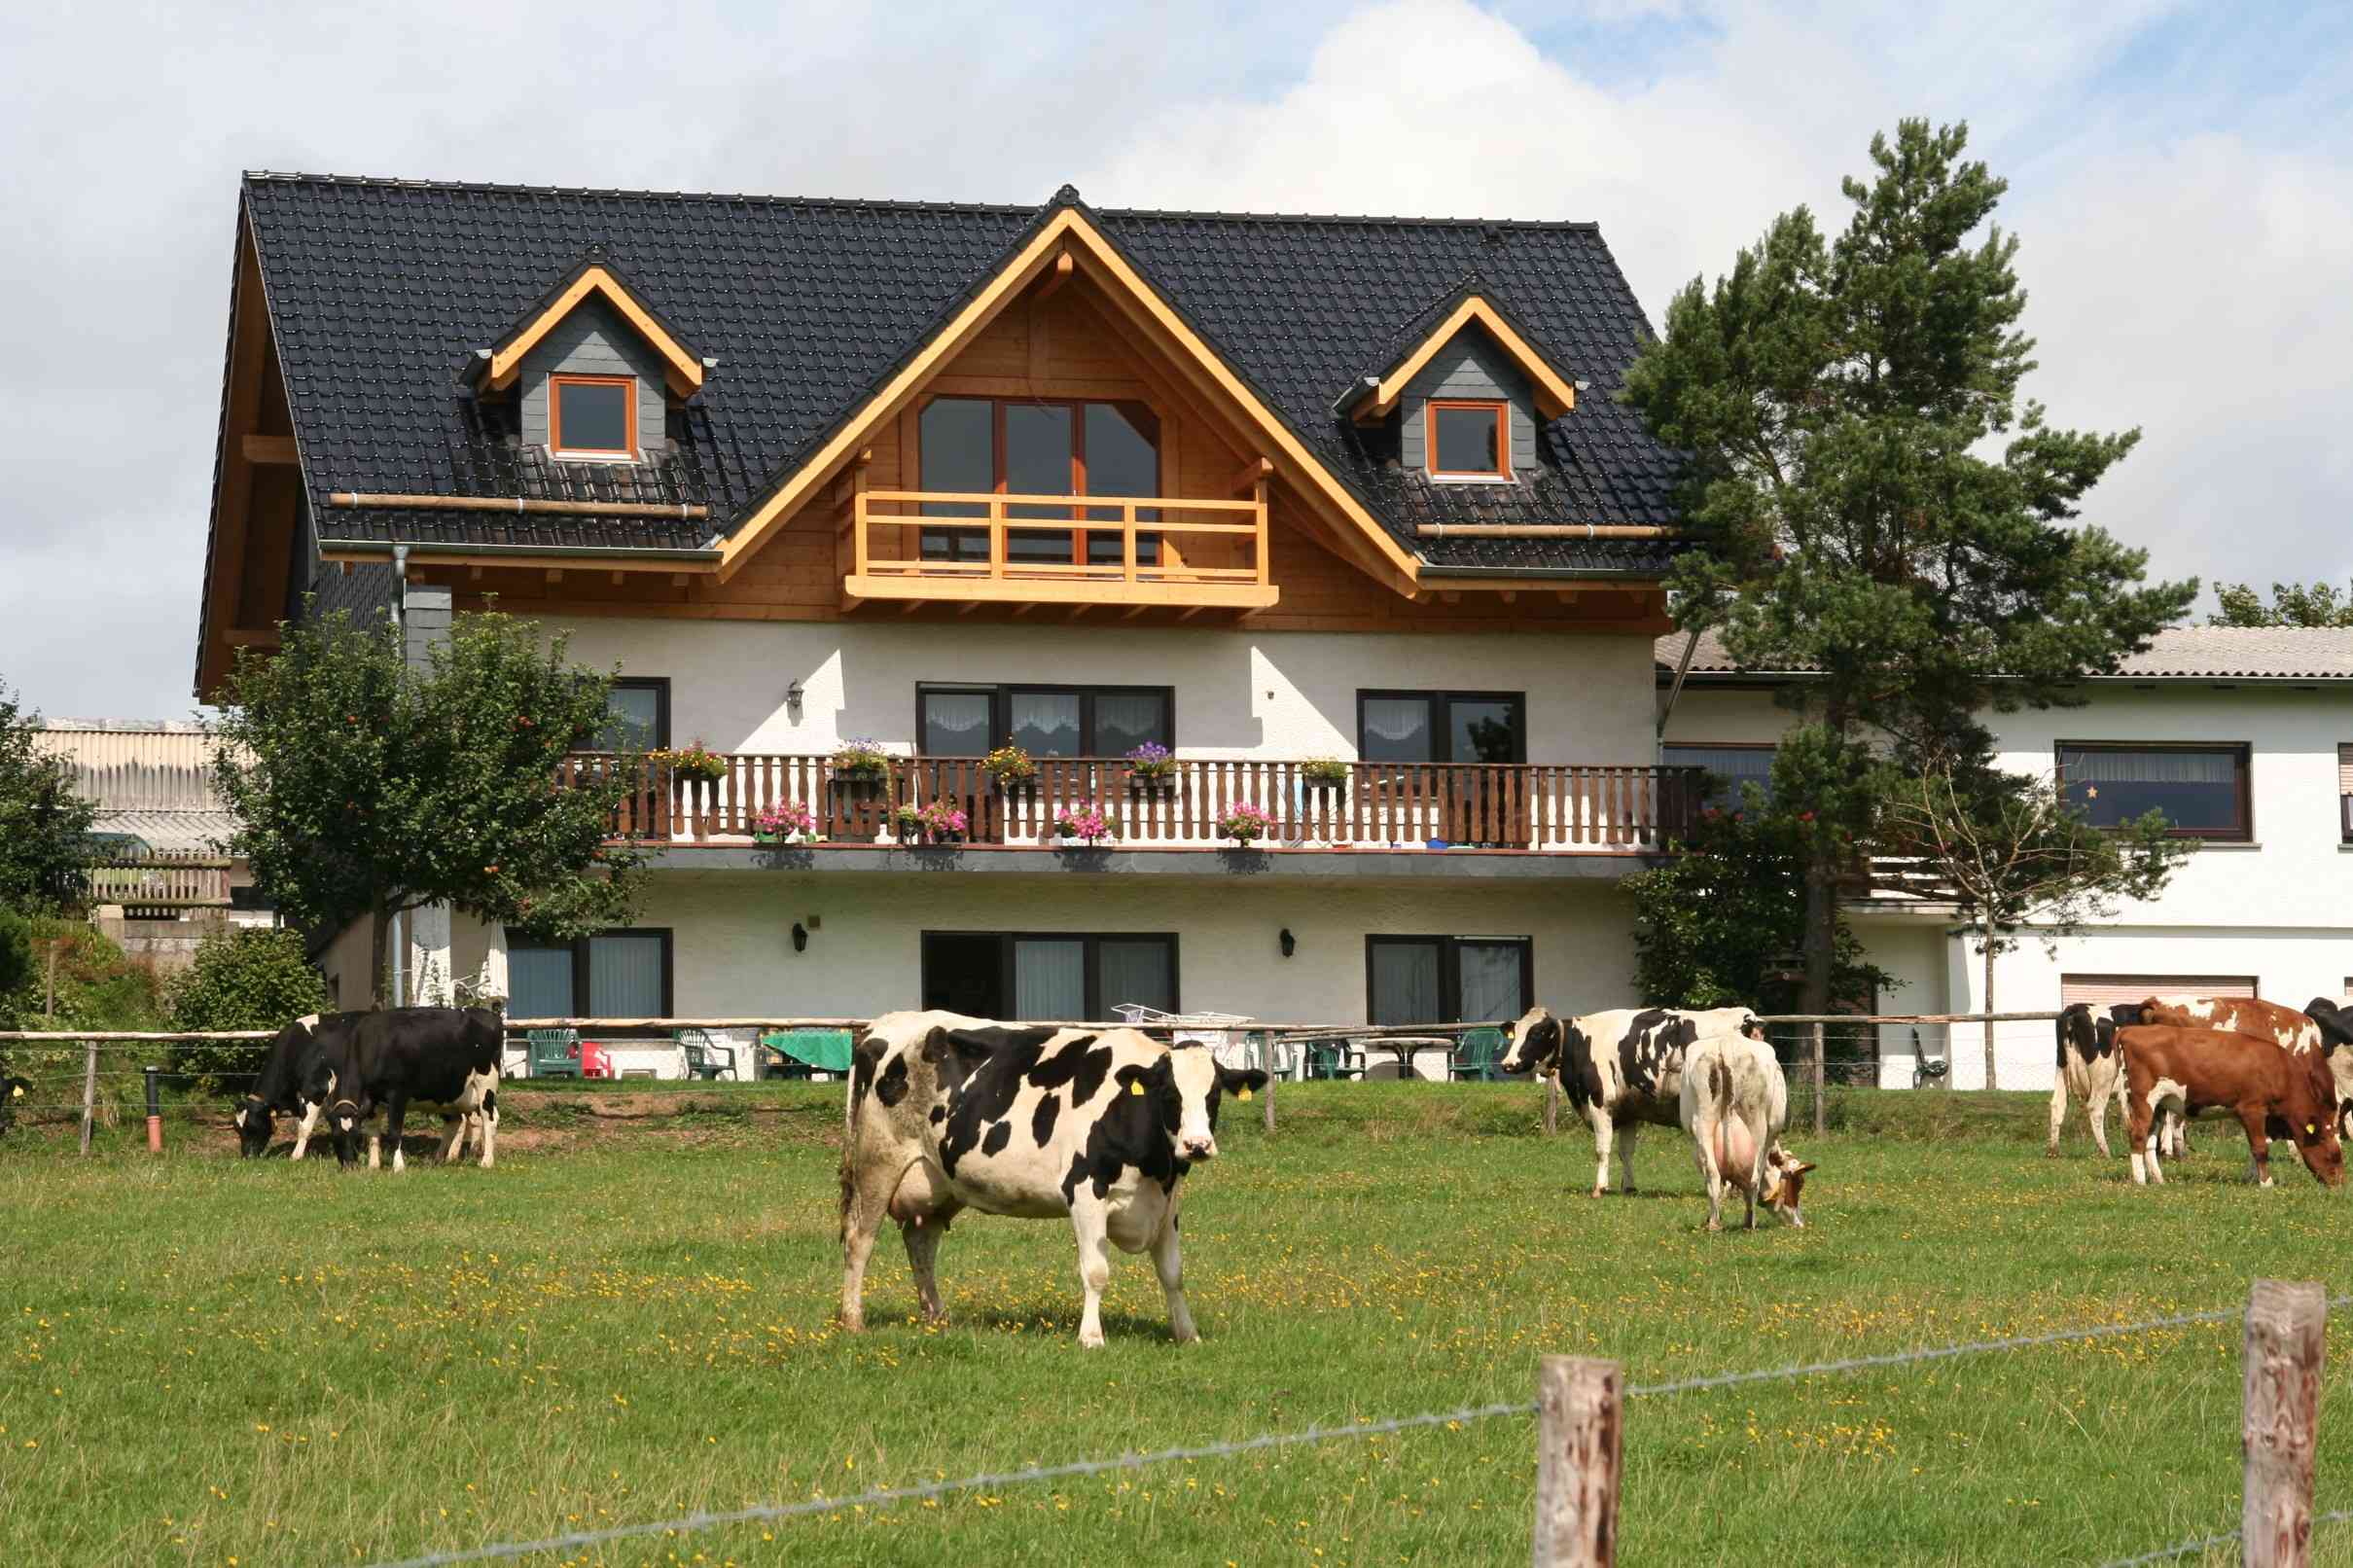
xmin=2120 ymin=1024 xmax=2344 ymax=1189
xmin=2130 ymin=995 xmax=2353 ymax=1140
xmin=1500 ymin=1005 xmax=1762 ymax=1196
xmin=1679 ymin=1032 xmax=1813 ymax=1231
xmin=838 ymin=1011 xmax=1266 ymax=1348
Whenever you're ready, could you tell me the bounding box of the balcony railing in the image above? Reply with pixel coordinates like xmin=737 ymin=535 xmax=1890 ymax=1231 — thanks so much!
xmin=843 ymin=489 xmax=1276 ymax=612
xmin=85 ymin=853 xmax=233 ymax=912
xmin=563 ymin=754 xmax=1705 ymax=854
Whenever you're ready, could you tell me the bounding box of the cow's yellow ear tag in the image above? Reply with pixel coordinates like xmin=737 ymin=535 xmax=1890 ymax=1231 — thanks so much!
xmin=2307 ymin=1123 xmax=2318 ymax=1135
xmin=1237 ymin=1087 xmax=1253 ymax=1102
xmin=1129 ymin=1080 xmax=1145 ymax=1097
xmin=9 ymin=1084 xmax=19 ymax=1098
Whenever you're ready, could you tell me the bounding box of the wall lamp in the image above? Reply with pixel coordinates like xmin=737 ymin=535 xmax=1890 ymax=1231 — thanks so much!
xmin=785 ymin=680 xmax=805 ymax=719
xmin=791 ymin=922 xmax=808 ymax=953
xmin=1279 ymin=928 xmax=1297 ymax=958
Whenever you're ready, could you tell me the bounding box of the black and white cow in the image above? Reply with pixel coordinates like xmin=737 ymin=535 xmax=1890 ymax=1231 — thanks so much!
xmin=2048 ymin=1004 xmax=2127 ymax=1158
xmin=838 ymin=1011 xmax=1266 ymax=1348
xmin=235 ymin=1012 xmax=365 ymax=1159
xmin=300 ymin=1007 xmax=503 ymax=1171
xmin=1500 ymin=1005 xmax=1762 ymax=1196
xmin=0 ymin=1073 xmax=29 ymax=1138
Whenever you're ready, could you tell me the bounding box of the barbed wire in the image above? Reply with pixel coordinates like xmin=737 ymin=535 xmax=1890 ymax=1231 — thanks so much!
xmin=359 ymin=1299 xmax=2297 ymax=1568
xmin=2094 ymin=1505 xmax=2353 ymax=1567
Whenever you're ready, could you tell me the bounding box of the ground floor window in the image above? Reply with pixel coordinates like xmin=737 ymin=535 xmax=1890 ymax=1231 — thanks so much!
xmin=509 ymin=929 xmax=674 ymax=1024
xmin=920 ymin=931 xmax=1177 ymax=1020
xmin=917 ymin=684 xmax=1173 ymax=758
xmin=1365 ymin=936 xmax=1531 ymax=1024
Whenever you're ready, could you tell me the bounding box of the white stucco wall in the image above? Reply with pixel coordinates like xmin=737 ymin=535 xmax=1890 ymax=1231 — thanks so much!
xmin=544 ymin=617 xmax=1659 ymax=766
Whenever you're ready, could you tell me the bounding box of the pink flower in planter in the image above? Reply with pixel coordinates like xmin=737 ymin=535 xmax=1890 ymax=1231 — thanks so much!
xmin=754 ymin=801 xmax=818 ymax=843
xmin=1052 ymin=802 xmax=1115 ymax=846
xmin=1216 ymin=802 xmax=1277 ymax=844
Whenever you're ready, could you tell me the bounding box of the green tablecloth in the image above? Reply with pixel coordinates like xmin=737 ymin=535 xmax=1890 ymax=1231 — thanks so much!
xmin=763 ymin=1027 xmax=856 ymax=1074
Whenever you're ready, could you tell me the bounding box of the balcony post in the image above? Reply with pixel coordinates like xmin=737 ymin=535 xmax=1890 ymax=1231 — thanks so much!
xmin=1123 ymin=503 xmax=1138 ymax=584
xmin=989 ymin=497 xmax=1006 ymax=576
xmin=851 ymin=466 xmax=871 ymax=579
xmin=1253 ymin=479 xmax=1270 ymax=587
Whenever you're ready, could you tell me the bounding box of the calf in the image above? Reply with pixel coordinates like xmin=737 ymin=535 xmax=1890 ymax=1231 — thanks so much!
xmin=302 ymin=1007 xmax=503 ymax=1171
xmin=838 ymin=1011 xmax=1266 ymax=1348
xmin=2047 ymin=1004 xmax=2124 ymax=1158
xmin=1501 ymin=1004 xmax=1761 ymax=1196
xmin=2120 ymin=1024 xmax=2344 ymax=1189
xmin=235 ymin=1012 xmax=363 ymax=1159
xmin=1679 ymin=1033 xmax=1813 ymax=1230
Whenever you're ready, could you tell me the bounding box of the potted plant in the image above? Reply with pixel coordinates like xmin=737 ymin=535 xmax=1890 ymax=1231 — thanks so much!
xmin=752 ymin=801 xmax=819 ymax=845
xmin=1300 ymin=756 xmax=1350 ymax=794
xmin=894 ymin=799 xmax=970 ymax=845
xmin=650 ymin=741 xmax=731 ymax=783
xmin=829 ymin=739 xmax=895 ymax=800
xmin=1216 ymin=802 xmax=1276 ymax=846
xmin=1125 ymin=741 xmax=1177 ymax=794
xmin=1052 ymin=801 xmax=1114 ymax=848
xmin=982 ymin=744 xmax=1037 ymax=793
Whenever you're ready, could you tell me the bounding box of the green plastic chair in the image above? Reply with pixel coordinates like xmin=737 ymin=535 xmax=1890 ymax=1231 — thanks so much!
xmin=1233 ymin=1029 xmax=1298 ymax=1082
xmin=1301 ymin=1036 xmax=1365 ymax=1081
xmin=526 ymin=1028 xmax=582 ymax=1080
xmin=763 ymin=1027 xmax=856 ymax=1081
xmin=1448 ymin=1026 xmax=1509 ymax=1083
xmin=675 ymin=1028 xmax=739 ymax=1082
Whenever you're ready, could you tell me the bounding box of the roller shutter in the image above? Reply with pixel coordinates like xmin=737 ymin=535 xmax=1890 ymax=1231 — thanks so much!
xmin=2060 ymin=974 xmax=2259 ymax=1011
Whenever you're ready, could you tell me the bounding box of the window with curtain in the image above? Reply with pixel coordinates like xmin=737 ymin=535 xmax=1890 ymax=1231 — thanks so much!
xmin=915 ymin=685 xmax=1173 ymax=757
xmin=1367 ymin=936 xmax=1531 ymax=1024
xmin=2057 ymin=743 xmax=2250 ymax=839
xmin=1661 ymin=743 xmax=1774 ymax=807
xmin=1357 ymin=692 xmax=1525 ymax=765
xmin=921 ymin=932 xmax=1178 ymax=1020
xmin=506 ymin=929 xmax=672 ymax=1027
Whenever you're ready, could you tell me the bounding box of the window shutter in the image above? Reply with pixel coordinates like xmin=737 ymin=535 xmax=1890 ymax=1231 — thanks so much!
xmin=2060 ymin=974 xmax=2261 ymax=1010
xmin=2337 ymin=743 xmax=2352 ymax=794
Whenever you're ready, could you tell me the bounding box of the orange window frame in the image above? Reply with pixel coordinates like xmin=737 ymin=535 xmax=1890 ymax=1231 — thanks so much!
xmin=549 ymin=374 xmax=639 ymax=458
xmin=1425 ymin=399 xmax=1510 ymax=479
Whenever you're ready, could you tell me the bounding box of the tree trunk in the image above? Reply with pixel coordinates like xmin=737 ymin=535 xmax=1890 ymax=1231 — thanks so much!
xmin=369 ymin=903 xmax=392 ymax=1010
xmin=1800 ymin=862 xmax=1836 ymax=1016
xmin=1981 ymin=936 xmax=1997 ymax=1091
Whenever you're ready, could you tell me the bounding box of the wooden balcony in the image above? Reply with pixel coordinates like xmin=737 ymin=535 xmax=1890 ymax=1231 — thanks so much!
xmin=841 ymin=488 xmax=1276 ymax=614
xmin=86 ymin=853 xmax=233 ymax=913
xmin=566 ymin=754 xmax=1706 ymax=855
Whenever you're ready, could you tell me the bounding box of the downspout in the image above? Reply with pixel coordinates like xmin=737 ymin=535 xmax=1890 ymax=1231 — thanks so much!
xmin=389 ymin=544 xmax=408 ymax=1011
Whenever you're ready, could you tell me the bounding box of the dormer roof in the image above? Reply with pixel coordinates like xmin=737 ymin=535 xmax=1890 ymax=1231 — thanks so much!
xmin=1340 ymin=282 xmax=1581 ymax=423
xmin=470 ymin=251 xmax=706 ymax=398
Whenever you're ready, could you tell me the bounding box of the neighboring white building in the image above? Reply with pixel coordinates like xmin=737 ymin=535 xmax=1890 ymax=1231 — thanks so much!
xmin=1659 ymin=626 xmax=2353 ymax=1089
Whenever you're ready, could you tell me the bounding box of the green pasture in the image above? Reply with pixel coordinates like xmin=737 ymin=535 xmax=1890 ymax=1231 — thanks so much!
xmin=2 ymin=1083 xmax=2348 ymax=1566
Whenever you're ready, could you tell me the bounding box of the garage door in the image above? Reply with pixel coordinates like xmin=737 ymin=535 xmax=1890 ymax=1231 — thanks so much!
xmin=2060 ymin=974 xmax=2259 ymax=1011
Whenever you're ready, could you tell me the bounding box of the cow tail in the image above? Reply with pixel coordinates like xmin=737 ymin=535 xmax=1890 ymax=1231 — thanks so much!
xmin=2055 ymin=1011 xmax=2068 ymax=1070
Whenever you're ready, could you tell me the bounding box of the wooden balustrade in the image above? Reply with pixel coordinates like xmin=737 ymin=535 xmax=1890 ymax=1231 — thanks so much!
xmin=85 ymin=855 xmax=233 ymax=909
xmin=566 ymin=754 xmax=1706 ymax=854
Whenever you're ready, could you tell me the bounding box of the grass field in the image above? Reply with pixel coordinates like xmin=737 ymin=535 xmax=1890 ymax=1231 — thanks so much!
xmin=3 ymin=1081 xmax=2350 ymax=1567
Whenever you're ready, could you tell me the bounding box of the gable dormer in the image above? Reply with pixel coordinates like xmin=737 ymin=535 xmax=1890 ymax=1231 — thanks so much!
xmin=1341 ymin=291 xmax=1579 ymax=484
xmin=467 ymin=253 xmax=707 ymax=464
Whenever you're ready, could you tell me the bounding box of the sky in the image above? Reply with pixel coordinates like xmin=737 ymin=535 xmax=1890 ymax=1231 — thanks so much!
xmin=2 ymin=0 xmax=2347 ymax=721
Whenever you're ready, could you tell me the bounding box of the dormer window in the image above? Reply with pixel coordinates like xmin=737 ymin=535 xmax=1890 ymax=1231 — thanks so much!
xmin=550 ymin=374 xmax=637 ymax=460
xmin=1427 ymin=399 xmax=1509 ymax=481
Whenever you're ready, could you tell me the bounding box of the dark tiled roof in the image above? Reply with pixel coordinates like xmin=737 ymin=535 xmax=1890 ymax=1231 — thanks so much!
xmin=1655 ymin=626 xmax=2353 ymax=682
xmin=240 ymin=173 xmax=1684 ymax=574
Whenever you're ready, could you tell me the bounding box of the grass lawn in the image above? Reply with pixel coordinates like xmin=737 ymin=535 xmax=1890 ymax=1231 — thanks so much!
xmin=2 ymin=1082 xmax=2349 ymax=1567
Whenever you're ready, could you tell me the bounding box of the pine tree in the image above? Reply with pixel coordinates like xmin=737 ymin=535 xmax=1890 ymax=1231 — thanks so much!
xmin=1625 ymin=120 xmax=2196 ymax=1016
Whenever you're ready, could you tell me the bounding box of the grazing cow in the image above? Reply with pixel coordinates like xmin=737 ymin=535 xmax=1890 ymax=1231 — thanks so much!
xmin=2120 ymin=1025 xmax=2344 ymax=1189
xmin=1500 ymin=1005 xmax=1763 ymax=1196
xmin=2048 ymin=1004 xmax=2126 ymax=1158
xmin=235 ymin=1012 xmax=364 ymax=1159
xmin=838 ymin=1011 xmax=1266 ymax=1348
xmin=301 ymin=1007 xmax=503 ymax=1171
xmin=1679 ymin=1033 xmax=1813 ymax=1230
xmin=2133 ymin=995 xmax=2353 ymax=1140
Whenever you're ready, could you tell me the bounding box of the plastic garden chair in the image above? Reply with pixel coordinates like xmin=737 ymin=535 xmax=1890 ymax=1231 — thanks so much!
xmin=675 ymin=1028 xmax=738 ymax=1082
xmin=526 ymin=1028 xmax=583 ymax=1080
xmin=1448 ymin=1026 xmax=1509 ymax=1083
xmin=1301 ymin=1036 xmax=1365 ymax=1081
xmin=1238 ymin=1029 xmax=1298 ymax=1082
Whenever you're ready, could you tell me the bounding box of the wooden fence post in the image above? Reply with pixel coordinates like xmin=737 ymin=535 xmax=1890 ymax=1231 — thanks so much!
xmin=1263 ymin=1052 xmax=1277 ymax=1135
xmin=1534 ymin=1355 xmax=1622 ymax=1567
xmin=2243 ymin=1278 xmax=2326 ymax=1568
xmin=1544 ymin=1072 xmax=1559 ymax=1138
xmin=1810 ymin=1021 xmax=1826 ymax=1139
xmin=78 ymin=1039 xmax=97 ymax=1156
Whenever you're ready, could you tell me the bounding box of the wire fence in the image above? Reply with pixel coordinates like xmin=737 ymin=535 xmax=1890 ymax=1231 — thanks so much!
xmin=358 ymin=1290 xmax=2344 ymax=1568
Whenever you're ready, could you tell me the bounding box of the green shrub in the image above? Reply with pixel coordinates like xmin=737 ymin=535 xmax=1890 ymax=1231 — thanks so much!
xmin=0 ymin=917 xmax=165 ymax=1114
xmin=164 ymin=927 xmax=328 ymax=1090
